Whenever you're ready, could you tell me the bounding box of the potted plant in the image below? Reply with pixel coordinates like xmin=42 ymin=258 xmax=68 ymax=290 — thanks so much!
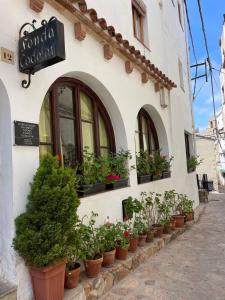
xmin=97 ymin=222 xmax=117 ymax=268
xmin=115 ymin=222 xmax=130 ymax=260
xmin=164 ymin=190 xmax=177 ymax=230
xmin=151 ymin=193 xmax=164 ymax=237
xmin=136 ymin=150 xmax=151 ymax=184
xmin=140 ymin=191 xmax=156 ymax=242
xmin=172 ymin=193 xmax=187 ymax=228
xmin=126 ymin=220 xmax=139 ymax=252
xmin=65 ymin=228 xmax=81 ymax=289
xmin=13 ymin=154 xmax=80 ymax=300
xmin=106 ymin=150 xmax=132 ymax=190
xmin=150 ymin=151 xmax=171 ymax=180
xmin=78 ymin=212 xmax=103 ymax=278
xmin=134 ymin=216 xmax=148 ymax=247
xmin=157 ymin=200 xmax=172 ymax=234
xmin=177 ymin=194 xmax=194 ymax=222
xmin=187 ymin=155 xmax=203 ymax=173
xmin=77 ymin=148 xmax=109 ymax=196
xmin=162 ymin=156 xmax=173 ymax=179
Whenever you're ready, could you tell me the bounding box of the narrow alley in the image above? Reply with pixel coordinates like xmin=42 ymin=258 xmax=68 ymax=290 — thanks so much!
xmin=103 ymin=197 xmax=225 ymax=300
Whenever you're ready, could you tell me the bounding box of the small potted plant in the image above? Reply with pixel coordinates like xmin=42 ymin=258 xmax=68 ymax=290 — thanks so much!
xmin=172 ymin=193 xmax=187 ymax=228
xmin=65 ymin=228 xmax=81 ymax=289
xmin=177 ymin=194 xmax=194 ymax=222
xmin=97 ymin=222 xmax=117 ymax=268
xmin=106 ymin=150 xmax=132 ymax=190
xmin=187 ymin=155 xmax=203 ymax=173
xmin=162 ymin=156 xmax=173 ymax=179
xmin=13 ymin=154 xmax=80 ymax=300
xmin=77 ymin=148 xmax=109 ymax=196
xmin=115 ymin=222 xmax=130 ymax=260
xmin=140 ymin=191 xmax=155 ymax=242
xmin=136 ymin=150 xmax=151 ymax=184
xmin=151 ymin=193 xmax=164 ymax=237
xmin=126 ymin=220 xmax=139 ymax=252
xmin=150 ymin=151 xmax=171 ymax=180
xmin=134 ymin=216 xmax=148 ymax=247
xmin=78 ymin=212 xmax=103 ymax=278
xmin=164 ymin=190 xmax=177 ymax=230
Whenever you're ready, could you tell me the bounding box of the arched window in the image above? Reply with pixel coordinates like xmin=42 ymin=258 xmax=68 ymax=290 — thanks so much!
xmin=135 ymin=108 xmax=159 ymax=154
xmin=39 ymin=78 xmax=115 ymax=167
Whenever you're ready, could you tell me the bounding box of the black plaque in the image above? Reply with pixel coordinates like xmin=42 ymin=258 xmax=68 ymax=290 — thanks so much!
xmin=19 ymin=18 xmax=65 ymax=74
xmin=14 ymin=121 xmax=39 ymax=146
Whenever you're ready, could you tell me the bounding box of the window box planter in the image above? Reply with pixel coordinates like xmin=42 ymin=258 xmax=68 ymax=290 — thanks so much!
xmin=152 ymin=174 xmax=162 ymax=181
xmin=137 ymin=174 xmax=152 ymax=184
xmin=78 ymin=183 xmax=105 ymax=197
xmin=162 ymin=171 xmax=171 ymax=179
xmin=106 ymin=178 xmax=128 ymax=190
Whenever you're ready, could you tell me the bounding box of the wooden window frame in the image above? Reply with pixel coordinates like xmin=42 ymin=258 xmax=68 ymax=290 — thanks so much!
xmin=132 ymin=1 xmax=145 ymax=44
xmin=41 ymin=77 xmax=116 ymax=163
xmin=137 ymin=108 xmax=159 ymax=154
xmin=184 ymin=133 xmax=190 ymax=161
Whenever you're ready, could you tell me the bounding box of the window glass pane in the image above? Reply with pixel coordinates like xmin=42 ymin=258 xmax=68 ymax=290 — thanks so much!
xmin=100 ymin=148 xmax=109 ymax=157
xmin=135 ymin=131 xmax=140 ymax=153
xmin=142 ymin=117 xmax=148 ymax=135
xmin=81 ymin=91 xmax=93 ymax=122
xmin=59 ymin=118 xmax=76 ymax=168
xmin=82 ymin=121 xmax=94 ymax=153
xmin=58 ymin=87 xmax=73 ymax=118
xmin=39 ymin=92 xmax=52 ymax=143
xmin=39 ymin=145 xmax=52 ymax=159
xmin=143 ymin=133 xmax=148 ymax=151
xmin=135 ymin=11 xmax=142 ymax=40
xmin=99 ymin=114 xmax=108 ymax=147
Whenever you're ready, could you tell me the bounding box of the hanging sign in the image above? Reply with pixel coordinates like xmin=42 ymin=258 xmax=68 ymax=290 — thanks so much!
xmin=18 ymin=17 xmax=65 ymax=88
xmin=14 ymin=121 xmax=39 ymax=146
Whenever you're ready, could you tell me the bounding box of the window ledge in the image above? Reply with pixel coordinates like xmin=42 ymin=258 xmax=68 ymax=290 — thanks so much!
xmin=134 ymin=35 xmax=151 ymax=52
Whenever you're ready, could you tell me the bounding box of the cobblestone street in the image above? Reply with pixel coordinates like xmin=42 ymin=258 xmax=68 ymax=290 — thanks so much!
xmin=103 ymin=197 xmax=225 ymax=300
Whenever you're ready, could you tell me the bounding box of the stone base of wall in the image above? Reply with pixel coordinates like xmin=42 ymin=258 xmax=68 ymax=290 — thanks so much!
xmin=64 ymin=204 xmax=206 ymax=300
xmin=198 ymin=189 xmax=209 ymax=203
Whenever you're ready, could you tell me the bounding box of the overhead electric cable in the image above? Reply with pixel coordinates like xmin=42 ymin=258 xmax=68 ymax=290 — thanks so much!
xmin=196 ymin=0 xmax=223 ymax=150
xmin=184 ymin=0 xmax=199 ymax=98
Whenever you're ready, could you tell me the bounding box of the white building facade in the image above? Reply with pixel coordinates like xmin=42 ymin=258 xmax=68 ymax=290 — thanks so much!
xmin=0 ymin=0 xmax=199 ymax=298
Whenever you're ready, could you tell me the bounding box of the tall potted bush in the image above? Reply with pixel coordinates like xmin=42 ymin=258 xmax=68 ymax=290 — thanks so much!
xmin=140 ymin=191 xmax=156 ymax=242
xmin=13 ymin=154 xmax=80 ymax=300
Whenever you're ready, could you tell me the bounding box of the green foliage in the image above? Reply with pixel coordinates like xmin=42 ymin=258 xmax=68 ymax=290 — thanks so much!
xmin=66 ymin=226 xmax=82 ymax=271
xmin=176 ymin=194 xmax=193 ymax=214
xmin=97 ymin=223 xmax=118 ymax=252
xmin=109 ymin=150 xmax=133 ymax=179
xmin=150 ymin=151 xmax=173 ymax=177
xmin=164 ymin=190 xmax=177 ymax=215
xmin=133 ymin=215 xmax=148 ymax=235
xmin=136 ymin=150 xmax=150 ymax=176
xmin=78 ymin=148 xmax=110 ymax=185
xmin=140 ymin=191 xmax=155 ymax=228
xmin=115 ymin=222 xmax=130 ymax=249
xmin=77 ymin=212 xmax=102 ymax=260
xmin=13 ymin=154 xmax=80 ymax=268
xmin=187 ymin=155 xmax=203 ymax=172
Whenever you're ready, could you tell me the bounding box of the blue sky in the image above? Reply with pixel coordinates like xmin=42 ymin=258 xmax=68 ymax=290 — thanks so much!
xmin=187 ymin=0 xmax=224 ymax=131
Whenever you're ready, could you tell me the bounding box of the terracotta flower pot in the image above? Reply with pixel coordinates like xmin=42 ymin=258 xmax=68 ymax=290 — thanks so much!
xmin=173 ymin=215 xmax=185 ymax=228
xmin=146 ymin=229 xmax=154 ymax=243
xmin=163 ymin=224 xmax=171 ymax=234
xmin=84 ymin=255 xmax=103 ymax=278
xmin=65 ymin=263 xmax=80 ymax=289
xmin=116 ymin=245 xmax=129 ymax=260
xmin=29 ymin=260 xmax=66 ymax=300
xmin=102 ymin=249 xmax=116 ymax=268
xmin=170 ymin=218 xmax=176 ymax=231
xmin=128 ymin=236 xmax=139 ymax=252
xmin=152 ymin=224 xmax=164 ymax=238
xmin=138 ymin=234 xmax=147 ymax=246
xmin=185 ymin=211 xmax=193 ymax=222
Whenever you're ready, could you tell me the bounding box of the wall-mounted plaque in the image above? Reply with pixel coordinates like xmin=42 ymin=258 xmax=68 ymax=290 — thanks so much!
xmin=14 ymin=121 xmax=39 ymax=146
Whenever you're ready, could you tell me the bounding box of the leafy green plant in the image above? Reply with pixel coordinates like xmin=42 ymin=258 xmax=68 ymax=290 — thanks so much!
xmin=140 ymin=191 xmax=155 ymax=228
xmin=78 ymin=148 xmax=110 ymax=185
xmin=133 ymin=215 xmax=148 ymax=235
xmin=66 ymin=226 xmax=82 ymax=271
xmin=187 ymin=155 xmax=203 ymax=172
xmin=97 ymin=223 xmax=118 ymax=252
xmin=115 ymin=221 xmax=130 ymax=249
xmin=13 ymin=154 xmax=80 ymax=268
xmin=109 ymin=150 xmax=133 ymax=179
xmin=176 ymin=194 xmax=193 ymax=214
xmin=78 ymin=212 xmax=102 ymax=260
xmin=136 ymin=150 xmax=150 ymax=176
xmin=150 ymin=151 xmax=173 ymax=178
xmin=164 ymin=190 xmax=177 ymax=215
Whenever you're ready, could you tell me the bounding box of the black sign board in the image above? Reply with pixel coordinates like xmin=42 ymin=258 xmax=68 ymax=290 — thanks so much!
xmin=14 ymin=121 xmax=39 ymax=146
xmin=19 ymin=18 xmax=65 ymax=74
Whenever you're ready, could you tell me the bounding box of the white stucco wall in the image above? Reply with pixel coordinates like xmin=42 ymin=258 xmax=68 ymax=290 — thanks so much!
xmin=0 ymin=0 xmax=198 ymax=298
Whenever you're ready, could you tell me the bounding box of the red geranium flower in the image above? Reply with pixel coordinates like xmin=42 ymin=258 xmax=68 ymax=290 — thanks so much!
xmin=106 ymin=173 xmax=120 ymax=182
xmin=124 ymin=230 xmax=129 ymax=238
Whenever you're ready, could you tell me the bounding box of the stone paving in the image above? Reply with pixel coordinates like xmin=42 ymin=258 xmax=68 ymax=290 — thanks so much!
xmin=102 ymin=197 xmax=225 ymax=300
